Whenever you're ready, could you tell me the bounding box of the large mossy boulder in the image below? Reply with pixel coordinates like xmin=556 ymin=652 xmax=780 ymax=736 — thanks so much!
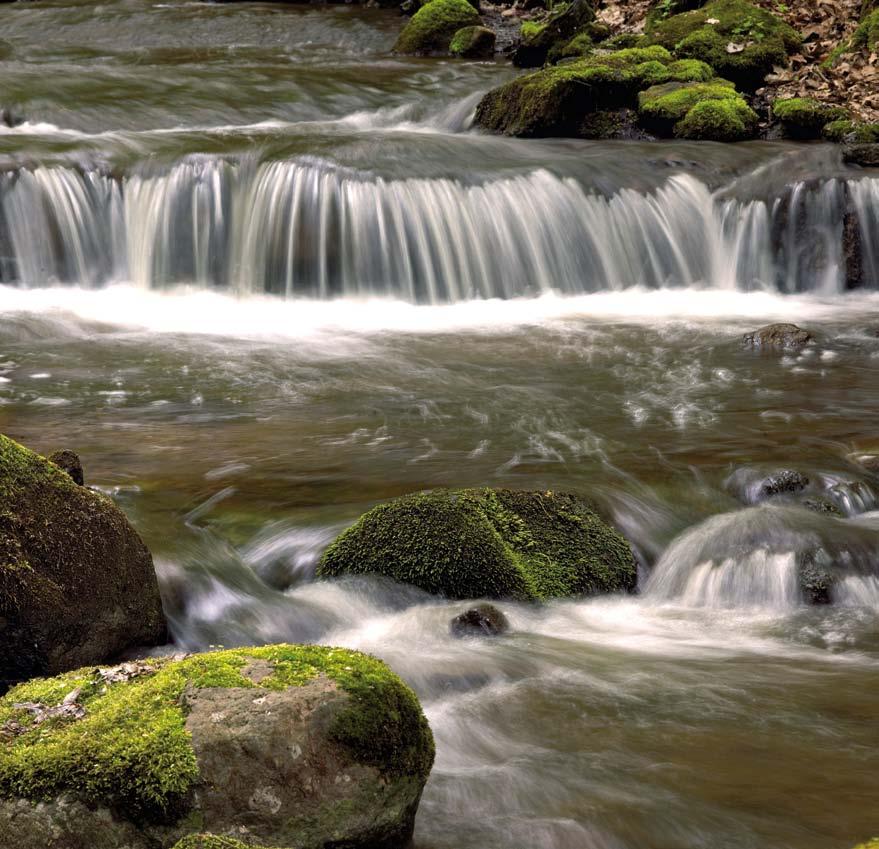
xmin=772 ymin=97 xmax=848 ymax=140
xmin=645 ymin=0 xmax=800 ymax=89
xmin=0 ymin=645 xmax=434 ymax=849
xmin=474 ymin=46 xmax=710 ymax=137
xmin=393 ymin=0 xmax=480 ymax=55
xmin=0 ymin=434 xmax=166 ymax=693
xmin=638 ymin=79 xmax=756 ymax=139
xmin=449 ymin=25 xmax=496 ymax=58
xmin=317 ymin=488 xmax=637 ymax=600
xmin=512 ymin=0 xmax=596 ymax=67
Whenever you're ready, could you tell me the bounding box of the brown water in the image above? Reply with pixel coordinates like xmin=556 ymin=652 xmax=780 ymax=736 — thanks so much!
xmin=1 ymin=0 xmax=878 ymax=846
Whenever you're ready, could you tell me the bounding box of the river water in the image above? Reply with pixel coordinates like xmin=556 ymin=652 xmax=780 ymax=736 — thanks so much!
xmin=1 ymin=2 xmax=878 ymax=848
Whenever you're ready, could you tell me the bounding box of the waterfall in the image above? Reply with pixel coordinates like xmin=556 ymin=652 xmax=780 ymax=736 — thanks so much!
xmin=1 ymin=158 xmax=877 ymax=301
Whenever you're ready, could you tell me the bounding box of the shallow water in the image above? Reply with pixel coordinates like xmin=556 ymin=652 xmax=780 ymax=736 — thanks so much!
xmin=1 ymin=0 xmax=878 ymax=847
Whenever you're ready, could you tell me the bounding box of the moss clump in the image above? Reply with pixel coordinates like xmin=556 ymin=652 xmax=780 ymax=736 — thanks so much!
xmin=823 ymin=120 xmax=879 ymax=143
xmin=772 ymin=97 xmax=848 ymax=139
xmin=638 ymin=79 xmax=754 ymax=137
xmin=317 ymin=488 xmax=637 ymax=601
xmin=554 ymin=30 xmax=593 ymax=60
xmin=513 ymin=0 xmax=596 ymax=67
xmin=646 ymin=0 xmax=800 ymax=88
xmin=0 ymin=645 xmax=434 ymax=823
xmin=393 ymin=0 xmax=480 ymax=54
xmin=475 ymin=45 xmax=680 ymax=136
xmin=666 ymin=57 xmax=715 ymax=81
xmin=675 ymin=97 xmax=757 ymax=140
xmin=853 ymin=8 xmax=879 ymax=50
xmin=173 ymin=835 xmax=261 ymax=849
xmin=520 ymin=19 xmax=546 ymax=40
xmin=449 ymin=24 xmax=495 ymax=58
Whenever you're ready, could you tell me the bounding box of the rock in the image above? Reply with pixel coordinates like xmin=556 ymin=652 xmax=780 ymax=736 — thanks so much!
xmin=47 ymin=449 xmax=85 ymax=486
xmin=772 ymin=98 xmax=848 ymax=140
xmin=644 ymin=0 xmax=800 ymax=90
xmin=798 ymin=550 xmax=835 ymax=605
xmin=802 ymin=497 xmax=843 ymax=517
xmin=741 ymin=323 xmax=814 ymax=350
xmin=850 ymin=841 xmax=879 ymax=849
xmin=0 ymin=434 xmax=166 ymax=693
xmin=823 ymin=120 xmax=879 ymax=144
xmin=843 ymin=144 xmax=879 ymax=168
xmin=450 ymin=603 xmax=509 ymax=637
xmin=393 ymin=0 xmax=481 ymax=55
xmin=317 ymin=488 xmax=637 ymax=600
xmin=760 ymin=470 xmax=809 ymax=498
xmin=449 ymin=25 xmax=496 ymax=58
xmin=0 ymin=645 xmax=434 ymax=849
xmin=848 ymin=453 xmax=879 ymax=474
xmin=843 ymin=200 xmax=864 ymax=289
xmin=638 ymin=80 xmax=757 ymax=140
xmin=512 ymin=0 xmax=595 ymax=68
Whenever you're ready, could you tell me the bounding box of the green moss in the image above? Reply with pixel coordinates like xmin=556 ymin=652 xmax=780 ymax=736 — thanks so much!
xmin=675 ymin=96 xmax=757 ymax=140
xmin=602 ymin=33 xmax=647 ymax=50
xmin=853 ymin=9 xmax=879 ymax=50
xmin=851 ymin=841 xmax=879 ymax=849
xmin=772 ymin=97 xmax=848 ymax=139
xmin=823 ymin=120 xmax=879 ymax=143
xmin=555 ymin=31 xmax=593 ymax=59
xmin=638 ymin=79 xmax=744 ymax=135
xmin=317 ymin=488 xmax=636 ymax=601
xmin=666 ymin=58 xmax=715 ymax=81
xmin=0 ymin=645 xmax=434 ymax=822
xmin=645 ymin=0 xmax=800 ymax=88
xmin=449 ymin=25 xmax=495 ymax=57
xmin=520 ymin=20 xmax=546 ymax=40
xmin=173 ymin=837 xmax=262 ymax=849
xmin=393 ymin=0 xmax=481 ymax=54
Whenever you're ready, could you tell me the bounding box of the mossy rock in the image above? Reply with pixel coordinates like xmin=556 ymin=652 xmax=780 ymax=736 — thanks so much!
xmin=317 ymin=488 xmax=637 ymax=600
xmin=675 ymin=97 xmax=757 ymax=140
xmin=513 ymin=0 xmax=596 ymax=67
xmin=853 ymin=8 xmax=879 ymax=50
xmin=772 ymin=97 xmax=848 ymax=140
xmin=0 ymin=645 xmax=434 ymax=849
xmin=393 ymin=0 xmax=481 ymax=55
xmin=645 ymin=0 xmax=801 ymax=89
xmin=450 ymin=24 xmax=496 ymax=58
xmin=638 ymin=79 xmax=752 ymax=138
xmin=475 ymin=45 xmax=684 ymax=137
xmin=823 ymin=120 xmax=879 ymax=144
xmin=0 ymin=434 xmax=166 ymax=693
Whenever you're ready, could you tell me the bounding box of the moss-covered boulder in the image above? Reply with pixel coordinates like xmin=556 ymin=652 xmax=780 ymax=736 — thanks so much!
xmin=638 ymin=79 xmax=756 ymax=139
xmin=0 ymin=434 xmax=166 ymax=693
xmin=772 ymin=97 xmax=848 ymax=140
xmin=449 ymin=25 xmax=496 ymax=58
xmin=513 ymin=0 xmax=596 ymax=67
xmin=0 ymin=645 xmax=434 ymax=849
xmin=645 ymin=0 xmax=800 ymax=89
xmin=393 ymin=0 xmax=480 ymax=55
xmin=823 ymin=120 xmax=879 ymax=144
xmin=853 ymin=8 xmax=879 ymax=51
xmin=317 ymin=488 xmax=637 ymax=600
xmin=474 ymin=45 xmax=708 ymax=137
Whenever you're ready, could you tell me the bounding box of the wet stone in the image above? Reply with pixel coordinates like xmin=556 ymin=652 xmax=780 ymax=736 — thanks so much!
xmin=450 ymin=604 xmax=510 ymax=637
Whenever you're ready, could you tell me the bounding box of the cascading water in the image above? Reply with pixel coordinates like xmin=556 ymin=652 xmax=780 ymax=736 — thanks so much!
xmin=1 ymin=159 xmax=877 ymax=299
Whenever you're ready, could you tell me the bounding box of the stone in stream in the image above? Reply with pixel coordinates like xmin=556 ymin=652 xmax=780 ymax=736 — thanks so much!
xmin=0 ymin=645 xmax=435 ymax=849
xmin=0 ymin=434 xmax=166 ymax=693
xmin=450 ymin=603 xmax=510 ymax=637
xmin=47 ymin=449 xmax=85 ymax=486
xmin=449 ymin=25 xmax=496 ymax=58
xmin=797 ymin=549 xmax=836 ymax=605
xmin=759 ymin=469 xmax=809 ymax=499
xmin=317 ymin=488 xmax=637 ymax=600
xmin=741 ymin=323 xmax=814 ymax=350
xmin=393 ymin=0 xmax=481 ymax=55
xmin=843 ymin=143 xmax=879 ymax=168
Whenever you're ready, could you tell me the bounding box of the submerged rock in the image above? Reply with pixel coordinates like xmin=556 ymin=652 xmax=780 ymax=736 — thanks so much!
xmin=760 ymin=470 xmax=809 ymax=499
xmin=0 ymin=434 xmax=166 ymax=693
xmin=317 ymin=488 xmax=637 ymax=600
xmin=0 ymin=645 xmax=434 ymax=849
xmin=798 ymin=549 xmax=835 ymax=605
xmin=47 ymin=449 xmax=85 ymax=486
xmin=450 ymin=603 xmax=510 ymax=637
xmin=393 ymin=0 xmax=481 ymax=55
xmin=741 ymin=323 xmax=814 ymax=350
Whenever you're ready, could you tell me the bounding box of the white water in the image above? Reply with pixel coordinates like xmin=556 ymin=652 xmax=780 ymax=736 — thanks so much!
xmin=2 ymin=160 xmax=877 ymax=300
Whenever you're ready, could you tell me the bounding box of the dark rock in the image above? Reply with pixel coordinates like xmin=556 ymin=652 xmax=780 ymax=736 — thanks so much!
xmin=742 ymin=322 xmax=814 ymax=350
xmin=0 ymin=434 xmax=166 ymax=693
xmin=843 ymin=201 xmax=864 ymax=289
xmin=760 ymin=470 xmax=809 ymax=498
xmin=450 ymin=603 xmax=510 ymax=637
xmin=47 ymin=449 xmax=85 ymax=486
xmin=512 ymin=0 xmax=595 ymax=68
xmin=0 ymin=645 xmax=435 ymax=849
xmin=802 ymin=497 xmax=843 ymax=517
xmin=843 ymin=143 xmax=879 ymax=168
xmin=798 ymin=550 xmax=835 ymax=605
xmin=317 ymin=488 xmax=637 ymax=601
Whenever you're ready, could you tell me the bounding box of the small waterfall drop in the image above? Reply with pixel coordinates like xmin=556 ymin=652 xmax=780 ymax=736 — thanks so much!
xmin=0 ymin=158 xmax=877 ymax=300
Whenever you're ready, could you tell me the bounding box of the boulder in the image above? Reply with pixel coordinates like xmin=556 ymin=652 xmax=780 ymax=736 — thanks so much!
xmin=47 ymin=449 xmax=84 ymax=486
xmin=0 ymin=434 xmax=166 ymax=693
xmin=843 ymin=143 xmax=879 ymax=168
xmin=449 ymin=25 xmax=496 ymax=58
xmin=450 ymin=603 xmax=509 ymax=637
xmin=798 ymin=550 xmax=835 ymax=605
xmin=512 ymin=0 xmax=595 ymax=68
xmin=393 ymin=0 xmax=481 ymax=55
xmin=317 ymin=488 xmax=637 ymax=600
xmin=741 ymin=323 xmax=813 ymax=350
xmin=760 ymin=469 xmax=809 ymax=498
xmin=771 ymin=97 xmax=848 ymax=140
xmin=644 ymin=0 xmax=801 ymax=89
xmin=823 ymin=120 xmax=879 ymax=144
xmin=0 ymin=645 xmax=434 ymax=849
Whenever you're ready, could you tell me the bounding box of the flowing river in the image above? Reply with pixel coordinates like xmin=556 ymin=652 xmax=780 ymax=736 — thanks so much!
xmin=1 ymin=1 xmax=878 ymax=847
